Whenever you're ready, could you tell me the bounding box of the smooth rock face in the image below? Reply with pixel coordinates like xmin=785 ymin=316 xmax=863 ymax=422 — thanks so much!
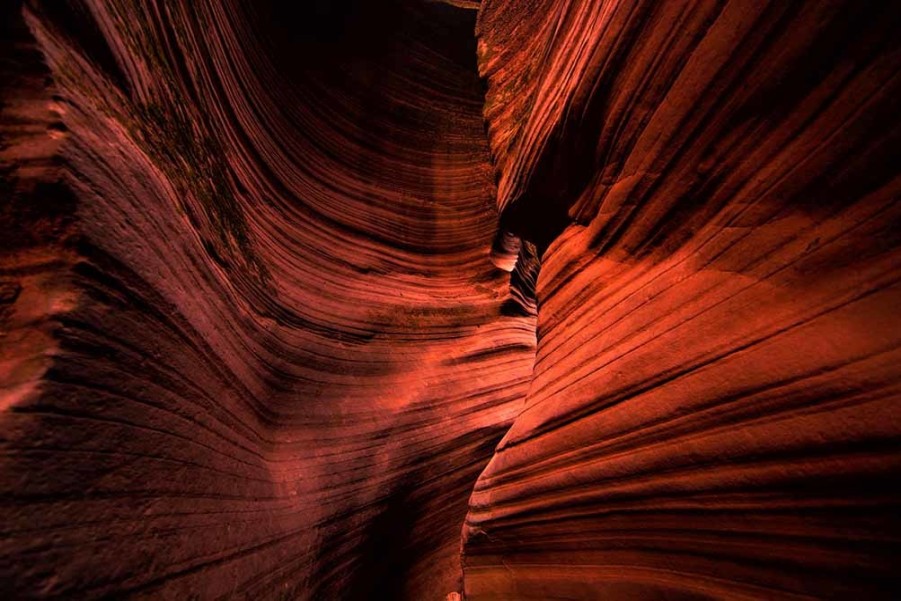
xmin=1 ymin=0 xmax=899 ymax=600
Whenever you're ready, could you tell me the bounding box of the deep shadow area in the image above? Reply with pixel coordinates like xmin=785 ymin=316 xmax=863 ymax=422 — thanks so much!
xmin=252 ymin=0 xmax=480 ymax=76
xmin=343 ymin=481 xmax=421 ymax=601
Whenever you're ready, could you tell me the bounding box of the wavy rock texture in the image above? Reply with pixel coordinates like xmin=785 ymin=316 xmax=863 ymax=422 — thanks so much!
xmin=465 ymin=0 xmax=901 ymax=599
xmin=1 ymin=1 xmax=535 ymax=598
xmin=2 ymin=0 xmax=900 ymax=600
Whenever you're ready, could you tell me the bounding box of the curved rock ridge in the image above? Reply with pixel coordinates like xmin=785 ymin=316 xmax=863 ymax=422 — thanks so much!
xmin=464 ymin=0 xmax=901 ymax=599
xmin=1 ymin=1 xmax=535 ymax=598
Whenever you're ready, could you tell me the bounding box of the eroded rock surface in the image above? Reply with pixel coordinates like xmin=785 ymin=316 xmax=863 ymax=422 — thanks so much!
xmin=2 ymin=1 xmax=535 ymax=598
xmin=464 ymin=1 xmax=901 ymax=599
xmin=2 ymin=0 xmax=899 ymax=600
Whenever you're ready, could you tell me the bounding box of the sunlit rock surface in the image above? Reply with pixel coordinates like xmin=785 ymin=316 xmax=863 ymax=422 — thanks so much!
xmin=1 ymin=0 xmax=899 ymax=599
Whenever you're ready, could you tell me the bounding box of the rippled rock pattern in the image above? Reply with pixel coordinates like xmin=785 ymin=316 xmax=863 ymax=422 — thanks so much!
xmin=1 ymin=0 xmax=899 ymax=599
xmin=465 ymin=1 xmax=901 ymax=599
xmin=1 ymin=1 xmax=536 ymax=598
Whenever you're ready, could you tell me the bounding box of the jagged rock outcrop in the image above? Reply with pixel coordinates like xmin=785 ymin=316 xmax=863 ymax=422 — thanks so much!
xmin=2 ymin=0 xmax=899 ymax=600
xmin=464 ymin=1 xmax=901 ymax=599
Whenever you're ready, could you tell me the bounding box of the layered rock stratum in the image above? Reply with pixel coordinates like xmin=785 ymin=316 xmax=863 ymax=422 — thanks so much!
xmin=2 ymin=1 xmax=899 ymax=599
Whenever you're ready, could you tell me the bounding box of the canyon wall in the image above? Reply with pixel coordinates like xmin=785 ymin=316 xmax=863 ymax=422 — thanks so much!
xmin=2 ymin=1 xmax=535 ymax=598
xmin=2 ymin=0 xmax=900 ymax=599
xmin=464 ymin=0 xmax=901 ymax=599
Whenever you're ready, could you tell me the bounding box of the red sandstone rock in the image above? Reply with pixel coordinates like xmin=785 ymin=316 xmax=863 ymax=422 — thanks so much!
xmin=1 ymin=0 xmax=899 ymax=599
xmin=465 ymin=0 xmax=901 ymax=599
xmin=1 ymin=1 xmax=534 ymax=598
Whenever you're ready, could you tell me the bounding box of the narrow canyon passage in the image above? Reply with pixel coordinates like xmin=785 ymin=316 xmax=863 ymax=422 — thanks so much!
xmin=2 ymin=1 xmax=901 ymax=600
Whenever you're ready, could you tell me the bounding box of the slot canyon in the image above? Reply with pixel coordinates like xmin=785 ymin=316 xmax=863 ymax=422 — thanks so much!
xmin=1 ymin=0 xmax=899 ymax=599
